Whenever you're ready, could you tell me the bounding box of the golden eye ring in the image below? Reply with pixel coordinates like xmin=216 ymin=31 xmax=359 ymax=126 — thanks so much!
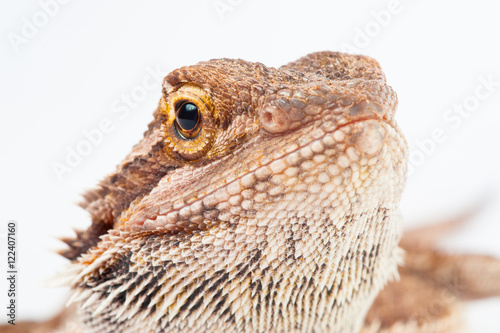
xmin=161 ymin=84 xmax=218 ymax=162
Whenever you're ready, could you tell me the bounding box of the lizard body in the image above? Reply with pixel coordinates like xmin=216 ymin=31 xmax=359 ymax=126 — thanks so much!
xmin=7 ymin=52 xmax=498 ymax=333
xmin=67 ymin=51 xmax=407 ymax=332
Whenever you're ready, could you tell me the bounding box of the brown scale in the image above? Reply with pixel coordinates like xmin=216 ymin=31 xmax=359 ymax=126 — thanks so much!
xmin=4 ymin=51 xmax=499 ymax=333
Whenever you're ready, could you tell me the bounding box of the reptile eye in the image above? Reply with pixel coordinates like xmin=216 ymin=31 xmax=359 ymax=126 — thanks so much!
xmin=175 ymin=102 xmax=201 ymax=139
xmin=161 ymin=84 xmax=218 ymax=161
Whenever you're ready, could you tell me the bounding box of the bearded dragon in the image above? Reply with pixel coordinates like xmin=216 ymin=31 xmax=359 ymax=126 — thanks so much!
xmin=6 ymin=52 xmax=500 ymax=332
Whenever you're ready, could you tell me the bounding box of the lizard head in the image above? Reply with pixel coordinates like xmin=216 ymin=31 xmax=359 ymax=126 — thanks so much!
xmin=66 ymin=52 xmax=408 ymax=332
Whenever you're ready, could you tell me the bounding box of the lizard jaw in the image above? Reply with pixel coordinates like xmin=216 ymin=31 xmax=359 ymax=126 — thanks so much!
xmin=113 ymin=115 xmax=401 ymax=232
xmin=61 ymin=111 xmax=401 ymax=263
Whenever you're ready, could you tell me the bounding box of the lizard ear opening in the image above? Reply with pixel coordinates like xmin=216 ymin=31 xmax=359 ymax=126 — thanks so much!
xmin=161 ymin=84 xmax=219 ymax=161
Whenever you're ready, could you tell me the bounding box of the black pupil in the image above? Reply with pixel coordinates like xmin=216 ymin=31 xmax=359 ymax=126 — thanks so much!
xmin=176 ymin=103 xmax=199 ymax=131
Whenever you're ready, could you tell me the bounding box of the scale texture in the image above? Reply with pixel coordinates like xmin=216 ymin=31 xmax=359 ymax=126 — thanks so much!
xmin=10 ymin=52 xmax=491 ymax=333
xmin=63 ymin=51 xmax=407 ymax=332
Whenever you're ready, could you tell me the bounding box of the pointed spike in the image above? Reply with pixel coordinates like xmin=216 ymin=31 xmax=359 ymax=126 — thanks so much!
xmin=82 ymin=292 xmax=102 ymax=311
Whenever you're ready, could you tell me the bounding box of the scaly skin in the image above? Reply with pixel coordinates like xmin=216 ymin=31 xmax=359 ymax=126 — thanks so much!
xmin=5 ymin=52 xmax=498 ymax=333
xmin=66 ymin=51 xmax=408 ymax=332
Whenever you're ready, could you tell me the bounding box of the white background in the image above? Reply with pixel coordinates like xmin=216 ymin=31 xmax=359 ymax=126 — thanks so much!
xmin=1 ymin=0 xmax=499 ymax=331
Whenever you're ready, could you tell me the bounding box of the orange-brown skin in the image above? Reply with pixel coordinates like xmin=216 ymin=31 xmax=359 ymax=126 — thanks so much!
xmin=4 ymin=52 xmax=499 ymax=333
xmin=67 ymin=51 xmax=407 ymax=332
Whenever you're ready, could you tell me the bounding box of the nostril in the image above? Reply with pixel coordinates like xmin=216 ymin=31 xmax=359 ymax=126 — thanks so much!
xmin=263 ymin=111 xmax=273 ymax=123
xmin=260 ymin=104 xmax=293 ymax=134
